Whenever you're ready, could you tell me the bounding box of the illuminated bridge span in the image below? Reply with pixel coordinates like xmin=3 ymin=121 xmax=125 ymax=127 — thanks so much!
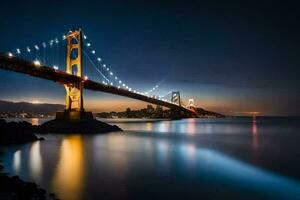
xmin=0 ymin=29 xmax=197 ymax=119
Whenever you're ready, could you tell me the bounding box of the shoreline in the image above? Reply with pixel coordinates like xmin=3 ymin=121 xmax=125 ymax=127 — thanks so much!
xmin=0 ymin=155 xmax=57 ymax=200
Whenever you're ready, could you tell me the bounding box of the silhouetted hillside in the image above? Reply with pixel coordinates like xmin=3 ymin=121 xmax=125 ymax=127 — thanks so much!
xmin=195 ymin=108 xmax=225 ymax=118
xmin=0 ymin=100 xmax=64 ymax=114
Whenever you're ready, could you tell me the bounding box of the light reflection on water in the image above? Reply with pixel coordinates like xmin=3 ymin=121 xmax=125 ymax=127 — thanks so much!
xmin=30 ymin=118 xmax=40 ymax=126
xmin=13 ymin=150 xmax=21 ymax=173
xmin=29 ymin=141 xmax=42 ymax=182
xmin=51 ymin=135 xmax=84 ymax=200
xmin=1 ymin=117 xmax=300 ymax=199
xmin=252 ymin=118 xmax=258 ymax=150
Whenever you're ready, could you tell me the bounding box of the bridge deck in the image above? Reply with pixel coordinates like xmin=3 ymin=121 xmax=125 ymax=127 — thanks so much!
xmin=0 ymin=55 xmax=196 ymax=116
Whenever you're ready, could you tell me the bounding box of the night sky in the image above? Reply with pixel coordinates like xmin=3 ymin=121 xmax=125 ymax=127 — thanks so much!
xmin=0 ymin=1 xmax=299 ymax=115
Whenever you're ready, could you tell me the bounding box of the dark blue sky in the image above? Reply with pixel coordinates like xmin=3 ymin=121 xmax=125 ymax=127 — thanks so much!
xmin=0 ymin=1 xmax=299 ymax=115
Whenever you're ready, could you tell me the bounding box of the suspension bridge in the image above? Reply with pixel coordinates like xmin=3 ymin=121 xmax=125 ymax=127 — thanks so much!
xmin=0 ymin=29 xmax=197 ymax=119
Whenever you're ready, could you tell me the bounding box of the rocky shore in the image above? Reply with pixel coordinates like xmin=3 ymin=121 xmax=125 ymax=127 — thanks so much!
xmin=37 ymin=119 xmax=122 ymax=134
xmin=0 ymin=118 xmax=122 ymax=145
xmin=0 ymin=118 xmax=121 ymax=200
xmin=0 ymin=119 xmax=39 ymax=145
xmin=0 ymin=163 xmax=60 ymax=200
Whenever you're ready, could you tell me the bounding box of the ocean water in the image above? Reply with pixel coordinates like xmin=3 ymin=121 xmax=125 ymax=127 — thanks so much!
xmin=1 ymin=117 xmax=300 ymax=200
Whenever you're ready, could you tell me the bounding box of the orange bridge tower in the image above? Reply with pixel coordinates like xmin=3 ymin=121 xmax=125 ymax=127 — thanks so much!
xmin=56 ymin=29 xmax=93 ymax=120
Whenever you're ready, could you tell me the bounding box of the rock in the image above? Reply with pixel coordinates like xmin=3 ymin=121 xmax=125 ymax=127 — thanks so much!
xmin=0 ymin=118 xmax=121 ymax=145
xmin=0 ymin=165 xmax=49 ymax=199
xmin=37 ymin=119 xmax=122 ymax=134
xmin=49 ymin=193 xmax=56 ymax=197
xmin=0 ymin=119 xmax=38 ymax=145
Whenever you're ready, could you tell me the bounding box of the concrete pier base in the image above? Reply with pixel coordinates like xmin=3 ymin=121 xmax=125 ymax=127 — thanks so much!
xmin=56 ymin=110 xmax=94 ymax=120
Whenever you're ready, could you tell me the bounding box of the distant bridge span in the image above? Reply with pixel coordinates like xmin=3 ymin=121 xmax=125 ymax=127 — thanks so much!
xmin=0 ymin=55 xmax=197 ymax=117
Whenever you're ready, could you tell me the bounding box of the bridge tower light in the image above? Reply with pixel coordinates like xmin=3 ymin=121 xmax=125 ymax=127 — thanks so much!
xmin=33 ymin=60 xmax=41 ymax=66
xmin=188 ymin=99 xmax=195 ymax=108
xmin=171 ymin=91 xmax=181 ymax=106
xmin=8 ymin=52 xmax=13 ymax=58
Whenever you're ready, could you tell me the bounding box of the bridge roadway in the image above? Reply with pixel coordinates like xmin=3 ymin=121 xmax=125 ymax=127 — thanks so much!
xmin=0 ymin=55 xmax=197 ymax=117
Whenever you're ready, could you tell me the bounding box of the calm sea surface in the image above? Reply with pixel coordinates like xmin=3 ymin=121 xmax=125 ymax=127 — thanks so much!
xmin=1 ymin=117 xmax=300 ymax=200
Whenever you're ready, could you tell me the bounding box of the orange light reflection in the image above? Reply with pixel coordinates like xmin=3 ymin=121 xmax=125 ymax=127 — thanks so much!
xmin=51 ymin=135 xmax=84 ymax=200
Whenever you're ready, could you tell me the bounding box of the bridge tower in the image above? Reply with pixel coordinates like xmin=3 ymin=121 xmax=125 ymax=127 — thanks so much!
xmin=56 ymin=29 xmax=93 ymax=120
xmin=187 ymin=98 xmax=195 ymax=109
xmin=171 ymin=91 xmax=181 ymax=106
xmin=170 ymin=91 xmax=183 ymax=119
xmin=65 ymin=29 xmax=83 ymax=111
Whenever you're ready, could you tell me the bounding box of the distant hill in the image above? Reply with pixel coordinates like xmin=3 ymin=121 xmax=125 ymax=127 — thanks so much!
xmin=0 ymin=100 xmax=225 ymax=118
xmin=195 ymin=108 xmax=225 ymax=118
xmin=0 ymin=100 xmax=64 ymax=114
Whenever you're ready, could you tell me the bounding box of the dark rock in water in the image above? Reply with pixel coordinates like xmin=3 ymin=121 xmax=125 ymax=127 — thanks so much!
xmin=0 ymin=171 xmax=49 ymax=200
xmin=37 ymin=119 xmax=122 ymax=134
xmin=0 ymin=119 xmax=38 ymax=145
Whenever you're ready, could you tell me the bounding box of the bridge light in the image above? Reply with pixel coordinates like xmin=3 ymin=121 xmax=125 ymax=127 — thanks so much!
xmin=119 ymin=80 xmax=122 ymax=84
xmin=34 ymin=45 xmax=39 ymax=50
xmin=129 ymin=88 xmax=131 ymax=91
xmin=87 ymin=43 xmax=91 ymax=47
xmin=16 ymin=49 xmax=21 ymax=54
xmin=91 ymin=50 xmax=95 ymax=54
xmin=84 ymin=76 xmax=89 ymax=80
xmin=83 ymin=35 xmax=87 ymax=39
xmin=110 ymin=82 xmax=113 ymax=86
xmin=42 ymin=42 xmax=47 ymax=48
xmin=53 ymin=65 xmax=58 ymax=70
xmin=26 ymin=47 xmax=31 ymax=53
xmin=117 ymin=86 xmax=120 ymax=89
xmin=102 ymin=64 xmax=106 ymax=68
xmin=110 ymin=72 xmax=113 ymax=76
xmin=115 ymin=76 xmax=118 ymax=80
xmin=126 ymin=86 xmax=129 ymax=89
xmin=97 ymin=57 xmax=101 ymax=62
xmin=62 ymin=35 xmax=66 ymax=40
xmin=55 ymin=38 xmax=59 ymax=44
xmin=156 ymin=85 xmax=159 ymax=88
xmin=8 ymin=52 xmax=13 ymax=58
xmin=122 ymin=83 xmax=125 ymax=87
xmin=106 ymin=68 xmax=109 ymax=71
xmin=33 ymin=60 xmax=41 ymax=66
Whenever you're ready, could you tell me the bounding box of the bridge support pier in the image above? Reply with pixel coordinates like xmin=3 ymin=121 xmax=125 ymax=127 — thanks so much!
xmin=56 ymin=110 xmax=93 ymax=120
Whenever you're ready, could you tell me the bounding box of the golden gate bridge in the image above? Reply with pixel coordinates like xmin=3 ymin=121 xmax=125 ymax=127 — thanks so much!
xmin=0 ymin=29 xmax=197 ymax=119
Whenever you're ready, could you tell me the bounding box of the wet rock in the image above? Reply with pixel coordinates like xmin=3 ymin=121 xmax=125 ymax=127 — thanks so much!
xmin=0 ymin=119 xmax=38 ymax=145
xmin=49 ymin=193 xmax=56 ymax=197
xmin=0 ymin=172 xmax=48 ymax=200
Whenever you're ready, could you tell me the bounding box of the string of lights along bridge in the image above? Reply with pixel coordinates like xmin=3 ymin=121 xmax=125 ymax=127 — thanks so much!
xmin=3 ymin=29 xmax=197 ymax=118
